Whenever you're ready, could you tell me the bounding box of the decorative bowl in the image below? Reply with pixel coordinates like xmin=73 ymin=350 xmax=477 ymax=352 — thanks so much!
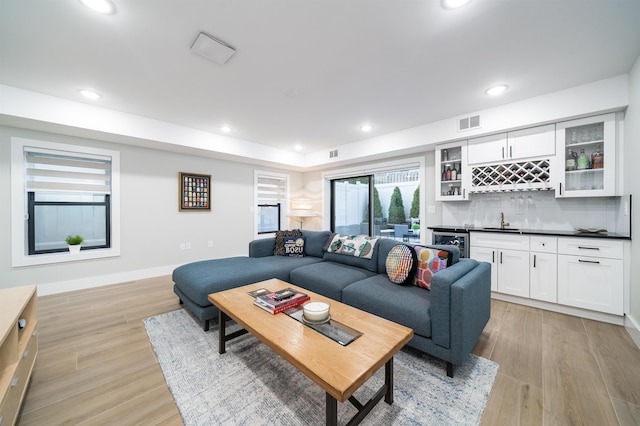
xmin=303 ymin=301 xmax=330 ymax=322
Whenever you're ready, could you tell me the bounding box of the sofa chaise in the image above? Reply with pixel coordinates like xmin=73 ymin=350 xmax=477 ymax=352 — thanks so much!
xmin=172 ymin=230 xmax=491 ymax=376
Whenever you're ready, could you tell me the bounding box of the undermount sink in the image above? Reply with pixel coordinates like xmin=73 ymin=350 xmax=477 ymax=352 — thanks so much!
xmin=482 ymin=227 xmax=521 ymax=232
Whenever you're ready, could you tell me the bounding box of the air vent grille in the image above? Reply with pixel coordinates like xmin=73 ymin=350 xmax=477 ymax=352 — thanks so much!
xmin=457 ymin=115 xmax=481 ymax=132
xmin=329 ymin=149 xmax=339 ymax=158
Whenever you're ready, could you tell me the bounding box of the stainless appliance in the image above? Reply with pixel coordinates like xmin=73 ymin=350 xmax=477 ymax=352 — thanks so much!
xmin=432 ymin=229 xmax=469 ymax=258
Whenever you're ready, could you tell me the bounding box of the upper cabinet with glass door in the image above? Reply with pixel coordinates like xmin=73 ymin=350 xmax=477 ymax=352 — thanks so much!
xmin=555 ymin=113 xmax=616 ymax=198
xmin=435 ymin=141 xmax=469 ymax=201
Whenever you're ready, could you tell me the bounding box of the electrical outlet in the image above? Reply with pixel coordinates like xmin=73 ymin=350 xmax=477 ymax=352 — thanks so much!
xmin=427 ymin=205 xmax=436 ymax=214
xmin=180 ymin=243 xmax=185 ymax=251
xmin=208 ymin=241 xmax=213 ymax=248
xmin=185 ymin=242 xmax=191 ymax=250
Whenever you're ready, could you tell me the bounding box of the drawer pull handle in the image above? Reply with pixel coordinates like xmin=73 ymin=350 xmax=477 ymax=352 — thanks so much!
xmin=578 ymin=246 xmax=600 ymax=250
xmin=579 ymin=259 xmax=600 ymax=264
xmin=500 ymin=252 xmax=503 ymax=264
xmin=533 ymin=254 xmax=537 ymax=268
xmin=492 ymin=251 xmax=495 ymax=263
xmin=11 ymin=377 xmax=19 ymax=387
xmin=23 ymin=349 xmax=29 ymax=358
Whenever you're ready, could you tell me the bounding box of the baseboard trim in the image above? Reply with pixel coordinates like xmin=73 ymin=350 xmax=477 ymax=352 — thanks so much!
xmin=36 ymin=264 xmax=181 ymax=296
xmin=625 ymin=314 xmax=640 ymax=350
xmin=491 ymin=292 xmax=625 ymax=326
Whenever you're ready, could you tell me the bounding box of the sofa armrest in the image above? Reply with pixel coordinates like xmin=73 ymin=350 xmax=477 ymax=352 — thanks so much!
xmin=449 ymin=262 xmax=492 ymax=365
xmin=429 ymin=259 xmax=479 ymax=348
xmin=249 ymin=237 xmax=276 ymax=258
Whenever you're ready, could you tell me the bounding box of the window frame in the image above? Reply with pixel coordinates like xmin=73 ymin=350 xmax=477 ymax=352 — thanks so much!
xmin=11 ymin=137 xmax=121 ymax=267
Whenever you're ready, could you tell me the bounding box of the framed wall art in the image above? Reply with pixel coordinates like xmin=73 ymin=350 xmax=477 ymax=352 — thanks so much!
xmin=179 ymin=172 xmax=211 ymax=211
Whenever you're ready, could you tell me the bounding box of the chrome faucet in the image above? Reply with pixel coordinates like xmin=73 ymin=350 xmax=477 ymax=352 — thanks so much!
xmin=500 ymin=212 xmax=510 ymax=230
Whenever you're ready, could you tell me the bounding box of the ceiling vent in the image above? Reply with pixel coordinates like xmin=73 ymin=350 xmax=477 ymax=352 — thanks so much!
xmin=329 ymin=149 xmax=339 ymax=159
xmin=190 ymin=32 xmax=236 ymax=65
xmin=457 ymin=114 xmax=481 ymax=132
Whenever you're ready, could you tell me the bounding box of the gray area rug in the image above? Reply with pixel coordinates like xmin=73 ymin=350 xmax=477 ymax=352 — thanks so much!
xmin=144 ymin=309 xmax=499 ymax=426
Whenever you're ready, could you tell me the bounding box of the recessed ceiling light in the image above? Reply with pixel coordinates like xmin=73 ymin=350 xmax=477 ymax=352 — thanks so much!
xmin=220 ymin=126 xmax=232 ymax=133
xmin=294 ymin=144 xmax=303 ymax=151
xmin=360 ymin=124 xmax=374 ymax=132
xmin=442 ymin=0 xmax=471 ymax=9
xmin=79 ymin=0 xmax=116 ymax=14
xmin=284 ymin=88 xmax=299 ymax=97
xmin=485 ymin=84 xmax=509 ymax=96
xmin=77 ymin=89 xmax=102 ymax=99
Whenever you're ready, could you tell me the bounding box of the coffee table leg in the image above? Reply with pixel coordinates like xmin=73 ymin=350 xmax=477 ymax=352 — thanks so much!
xmin=326 ymin=393 xmax=337 ymax=426
xmin=218 ymin=310 xmax=227 ymax=354
xmin=384 ymin=357 xmax=394 ymax=404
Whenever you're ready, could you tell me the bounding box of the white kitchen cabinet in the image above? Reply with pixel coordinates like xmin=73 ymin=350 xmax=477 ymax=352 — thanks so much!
xmin=435 ymin=141 xmax=469 ymax=201
xmin=498 ymin=249 xmax=530 ymax=297
xmin=529 ymin=236 xmax=558 ymax=303
xmin=557 ymin=237 xmax=623 ymax=315
xmin=467 ymin=124 xmax=555 ymax=165
xmin=467 ymin=133 xmax=507 ymax=165
xmin=555 ymin=113 xmax=616 ymax=198
xmin=470 ymin=246 xmax=498 ymax=291
xmin=470 ymin=233 xmax=530 ymax=297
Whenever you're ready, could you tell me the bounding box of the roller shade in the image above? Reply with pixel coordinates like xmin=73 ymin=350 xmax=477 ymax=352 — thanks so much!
xmin=256 ymin=175 xmax=286 ymax=204
xmin=25 ymin=150 xmax=112 ymax=194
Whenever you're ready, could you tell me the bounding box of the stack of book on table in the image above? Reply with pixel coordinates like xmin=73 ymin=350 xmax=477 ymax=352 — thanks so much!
xmin=253 ymin=287 xmax=310 ymax=314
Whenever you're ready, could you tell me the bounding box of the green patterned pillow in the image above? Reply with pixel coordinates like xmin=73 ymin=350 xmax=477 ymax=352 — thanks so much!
xmin=274 ymin=229 xmax=302 ymax=256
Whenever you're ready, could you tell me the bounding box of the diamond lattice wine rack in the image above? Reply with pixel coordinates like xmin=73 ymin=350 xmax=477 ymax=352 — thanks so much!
xmin=470 ymin=159 xmax=552 ymax=193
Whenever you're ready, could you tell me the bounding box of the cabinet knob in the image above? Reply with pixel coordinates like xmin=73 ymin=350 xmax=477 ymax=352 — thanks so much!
xmin=11 ymin=377 xmax=19 ymax=387
xmin=23 ymin=349 xmax=29 ymax=358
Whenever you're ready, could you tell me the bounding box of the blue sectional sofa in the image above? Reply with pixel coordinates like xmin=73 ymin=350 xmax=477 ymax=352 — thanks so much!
xmin=172 ymin=230 xmax=491 ymax=377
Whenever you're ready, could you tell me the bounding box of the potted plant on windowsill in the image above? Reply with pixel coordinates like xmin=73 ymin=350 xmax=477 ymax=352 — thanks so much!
xmin=65 ymin=235 xmax=84 ymax=254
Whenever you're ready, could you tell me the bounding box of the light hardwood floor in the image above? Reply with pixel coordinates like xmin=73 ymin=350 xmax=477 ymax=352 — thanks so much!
xmin=17 ymin=276 xmax=640 ymax=425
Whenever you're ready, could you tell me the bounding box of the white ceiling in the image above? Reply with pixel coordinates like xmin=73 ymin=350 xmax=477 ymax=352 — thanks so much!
xmin=1 ymin=0 xmax=640 ymax=156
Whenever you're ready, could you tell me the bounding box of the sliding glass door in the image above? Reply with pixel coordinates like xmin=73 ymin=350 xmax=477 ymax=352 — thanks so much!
xmin=331 ymin=176 xmax=371 ymax=235
xmin=330 ymin=168 xmax=420 ymax=239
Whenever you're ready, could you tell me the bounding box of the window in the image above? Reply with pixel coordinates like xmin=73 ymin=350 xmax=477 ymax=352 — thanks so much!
xmin=11 ymin=138 xmax=120 ymax=266
xmin=255 ymin=171 xmax=288 ymax=235
xmin=324 ymin=158 xmax=424 ymax=241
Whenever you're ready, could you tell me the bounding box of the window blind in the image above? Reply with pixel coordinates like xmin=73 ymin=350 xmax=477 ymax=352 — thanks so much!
xmin=256 ymin=175 xmax=286 ymax=204
xmin=25 ymin=150 xmax=111 ymax=194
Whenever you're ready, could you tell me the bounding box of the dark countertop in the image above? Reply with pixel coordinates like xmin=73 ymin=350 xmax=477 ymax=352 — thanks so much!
xmin=428 ymin=225 xmax=631 ymax=240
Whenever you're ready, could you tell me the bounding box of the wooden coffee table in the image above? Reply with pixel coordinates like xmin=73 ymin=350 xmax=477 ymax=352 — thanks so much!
xmin=208 ymin=278 xmax=413 ymax=426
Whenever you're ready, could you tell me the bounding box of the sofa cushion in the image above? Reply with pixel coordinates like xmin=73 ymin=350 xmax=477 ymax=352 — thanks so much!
xmin=274 ymin=229 xmax=302 ymax=255
xmin=172 ymin=257 xmax=289 ymax=306
xmin=413 ymin=246 xmax=451 ymax=290
xmin=300 ymin=230 xmax=332 ymax=258
xmin=385 ymin=244 xmax=417 ymax=285
xmin=289 ymin=261 xmax=377 ymax=301
xmin=283 ymin=236 xmax=306 ymax=257
xmin=342 ymin=274 xmax=432 ymax=338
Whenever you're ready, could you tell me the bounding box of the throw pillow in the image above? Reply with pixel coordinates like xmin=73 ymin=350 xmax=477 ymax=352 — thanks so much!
xmin=274 ymin=229 xmax=302 ymax=256
xmin=282 ymin=236 xmax=306 ymax=257
xmin=323 ymin=233 xmax=379 ymax=259
xmin=413 ymin=246 xmax=450 ymax=290
xmin=385 ymin=244 xmax=417 ymax=286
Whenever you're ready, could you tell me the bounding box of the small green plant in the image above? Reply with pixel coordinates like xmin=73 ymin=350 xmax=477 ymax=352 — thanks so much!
xmin=412 ymin=224 xmax=420 ymax=230
xmin=65 ymin=235 xmax=84 ymax=245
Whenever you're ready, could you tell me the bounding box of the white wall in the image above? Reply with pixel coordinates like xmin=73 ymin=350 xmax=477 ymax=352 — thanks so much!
xmin=624 ymin=55 xmax=640 ymax=342
xmin=0 ymin=126 xmax=302 ymax=294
